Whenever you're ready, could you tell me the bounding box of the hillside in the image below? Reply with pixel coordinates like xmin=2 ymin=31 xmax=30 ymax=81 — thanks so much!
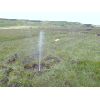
xmin=0 ymin=18 xmax=94 ymax=29
xmin=0 ymin=18 xmax=42 ymax=27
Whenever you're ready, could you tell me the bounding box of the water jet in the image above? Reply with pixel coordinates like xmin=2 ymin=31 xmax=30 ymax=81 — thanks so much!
xmin=38 ymin=31 xmax=45 ymax=72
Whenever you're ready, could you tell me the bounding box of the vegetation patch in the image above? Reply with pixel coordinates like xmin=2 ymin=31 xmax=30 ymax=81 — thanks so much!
xmin=0 ymin=20 xmax=100 ymax=86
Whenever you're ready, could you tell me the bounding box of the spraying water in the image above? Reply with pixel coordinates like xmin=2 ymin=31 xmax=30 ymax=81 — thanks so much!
xmin=38 ymin=31 xmax=45 ymax=71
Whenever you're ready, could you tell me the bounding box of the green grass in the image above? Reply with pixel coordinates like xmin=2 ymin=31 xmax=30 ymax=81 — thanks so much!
xmin=0 ymin=19 xmax=42 ymax=27
xmin=0 ymin=27 xmax=100 ymax=87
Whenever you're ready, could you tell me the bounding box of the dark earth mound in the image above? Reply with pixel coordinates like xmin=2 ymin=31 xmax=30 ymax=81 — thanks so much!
xmin=24 ymin=55 xmax=61 ymax=71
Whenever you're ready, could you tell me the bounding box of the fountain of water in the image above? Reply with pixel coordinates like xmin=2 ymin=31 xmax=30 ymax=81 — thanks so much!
xmin=38 ymin=31 xmax=45 ymax=71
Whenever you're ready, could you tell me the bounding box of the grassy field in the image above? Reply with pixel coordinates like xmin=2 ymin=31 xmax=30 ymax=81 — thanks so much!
xmin=0 ymin=21 xmax=100 ymax=86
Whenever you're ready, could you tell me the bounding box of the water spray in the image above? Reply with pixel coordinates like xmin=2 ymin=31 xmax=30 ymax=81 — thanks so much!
xmin=38 ymin=31 xmax=45 ymax=71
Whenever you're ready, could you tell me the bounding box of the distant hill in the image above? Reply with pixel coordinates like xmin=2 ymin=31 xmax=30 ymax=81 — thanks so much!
xmin=41 ymin=21 xmax=84 ymax=28
xmin=0 ymin=18 xmax=42 ymax=27
xmin=0 ymin=18 xmax=95 ymax=29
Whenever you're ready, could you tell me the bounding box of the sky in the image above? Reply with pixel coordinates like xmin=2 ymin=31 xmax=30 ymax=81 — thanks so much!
xmin=0 ymin=0 xmax=100 ymax=25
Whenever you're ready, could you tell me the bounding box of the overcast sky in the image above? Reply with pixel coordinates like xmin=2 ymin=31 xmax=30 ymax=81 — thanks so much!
xmin=0 ymin=0 xmax=100 ymax=25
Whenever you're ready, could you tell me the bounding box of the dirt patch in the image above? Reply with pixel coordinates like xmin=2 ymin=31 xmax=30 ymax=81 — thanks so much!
xmin=24 ymin=63 xmax=39 ymax=71
xmin=0 ymin=67 xmax=13 ymax=85
xmin=24 ymin=56 xmax=61 ymax=71
xmin=0 ymin=77 xmax=9 ymax=85
xmin=70 ymin=60 xmax=81 ymax=64
xmin=97 ymin=34 xmax=100 ymax=36
xmin=7 ymin=53 xmax=19 ymax=64
xmin=43 ymin=56 xmax=61 ymax=69
xmin=0 ymin=64 xmax=8 ymax=70
xmin=4 ymin=67 xmax=13 ymax=76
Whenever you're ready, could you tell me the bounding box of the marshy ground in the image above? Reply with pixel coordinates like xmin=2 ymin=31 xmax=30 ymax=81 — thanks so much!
xmin=0 ymin=27 xmax=100 ymax=86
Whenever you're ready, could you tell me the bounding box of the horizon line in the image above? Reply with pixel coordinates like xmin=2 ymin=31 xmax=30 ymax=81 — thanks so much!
xmin=0 ymin=17 xmax=97 ymax=25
